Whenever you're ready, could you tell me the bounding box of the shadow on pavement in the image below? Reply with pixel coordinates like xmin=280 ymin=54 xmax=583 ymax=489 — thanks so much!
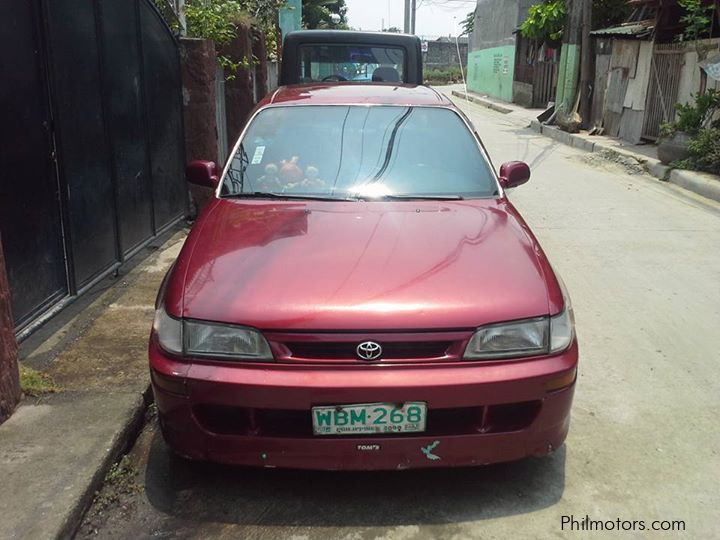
xmin=144 ymin=428 xmax=566 ymax=528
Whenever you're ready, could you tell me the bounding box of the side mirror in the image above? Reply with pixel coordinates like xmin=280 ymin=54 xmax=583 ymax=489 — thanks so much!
xmin=187 ymin=160 xmax=220 ymax=190
xmin=499 ymin=161 xmax=531 ymax=189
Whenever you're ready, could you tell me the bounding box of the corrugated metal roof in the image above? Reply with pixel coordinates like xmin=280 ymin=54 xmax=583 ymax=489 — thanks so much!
xmin=590 ymin=23 xmax=654 ymax=37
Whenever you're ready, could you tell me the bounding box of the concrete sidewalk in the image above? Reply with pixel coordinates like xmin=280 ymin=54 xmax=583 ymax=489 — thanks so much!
xmin=0 ymin=228 xmax=187 ymax=540
xmin=444 ymin=86 xmax=720 ymax=204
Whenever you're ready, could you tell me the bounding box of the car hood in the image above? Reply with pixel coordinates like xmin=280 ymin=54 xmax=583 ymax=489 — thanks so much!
xmin=168 ymin=199 xmax=560 ymax=331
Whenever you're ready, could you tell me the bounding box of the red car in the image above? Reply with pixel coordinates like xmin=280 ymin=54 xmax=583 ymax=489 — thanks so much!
xmin=150 ymin=84 xmax=578 ymax=470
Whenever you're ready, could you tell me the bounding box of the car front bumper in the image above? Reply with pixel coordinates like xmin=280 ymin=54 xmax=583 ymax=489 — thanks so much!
xmin=149 ymin=340 xmax=578 ymax=470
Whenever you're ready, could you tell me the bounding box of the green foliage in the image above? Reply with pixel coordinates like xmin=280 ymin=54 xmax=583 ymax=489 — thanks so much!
xmin=302 ymin=0 xmax=348 ymax=29
xmin=519 ymin=0 xmax=636 ymax=43
xmin=678 ymin=0 xmax=714 ymax=42
xmin=687 ymin=128 xmax=720 ymax=174
xmin=671 ymin=128 xmax=720 ymax=175
xmin=184 ymin=0 xmax=250 ymax=78
xmin=19 ymin=365 xmax=57 ymax=397
xmin=185 ymin=0 xmax=248 ymax=46
xmin=520 ymin=0 xmax=566 ymax=42
xmin=461 ymin=9 xmax=476 ymax=36
xmin=660 ymin=90 xmax=720 ymax=137
xmin=424 ymin=66 xmax=463 ymax=85
xmin=662 ymin=90 xmax=720 ymax=175
xmin=184 ymin=0 xmax=286 ymax=78
xmin=592 ymin=0 xmax=633 ymax=30
xmin=92 ymin=455 xmax=141 ymax=513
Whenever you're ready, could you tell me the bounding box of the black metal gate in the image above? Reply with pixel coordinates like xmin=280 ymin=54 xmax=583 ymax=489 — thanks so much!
xmin=0 ymin=0 xmax=68 ymax=325
xmin=0 ymin=0 xmax=186 ymax=333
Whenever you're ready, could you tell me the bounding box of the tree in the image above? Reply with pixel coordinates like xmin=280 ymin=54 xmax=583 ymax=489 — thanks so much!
xmin=520 ymin=0 xmax=566 ymax=42
xmin=520 ymin=0 xmax=632 ymax=43
xmin=677 ymin=0 xmax=714 ymax=42
xmin=0 ymin=237 xmax=21 ymax=424
xmin=460 ymin=9 xmax=476 ymax=36
xmin=181 ymin=0 xmax=286 ymax=73
xmin=302 ymin=0 xmax=348 ymax=29
xmin=591 ymin=0 xmax=632 ymax=30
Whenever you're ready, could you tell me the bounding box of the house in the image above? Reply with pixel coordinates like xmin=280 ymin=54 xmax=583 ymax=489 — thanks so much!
xmin=590 ymin=0 xmax=720 ymax=142
xmin=466 ymin=0 xmax=542 ymax=102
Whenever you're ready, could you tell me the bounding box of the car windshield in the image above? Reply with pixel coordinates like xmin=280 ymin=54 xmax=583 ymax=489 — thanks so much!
xmin=222 ymin=105 xmax=498 ymax=200
xmin=299 ymin=44 xmax=405 ymax=83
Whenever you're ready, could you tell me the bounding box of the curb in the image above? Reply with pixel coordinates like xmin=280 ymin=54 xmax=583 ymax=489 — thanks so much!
xmin=667 ymin=168 xmax=720 ymax=202
xmin=451 ymin=90 xmax=513 ymax=114
xmin=528 ymin=120 xmax=720 ymax=204
xmin=58 ymin=386 xmax=152 ymax=540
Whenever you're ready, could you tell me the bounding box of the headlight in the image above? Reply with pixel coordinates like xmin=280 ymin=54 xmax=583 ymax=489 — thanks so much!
xmin=153 ymin=305 xmax=272 ymax=361
xmin=184 ymin=320 xmax=273 ymax=360
xmin=550 ymin=305 xmax=574 ymax=353
xmin=464 ymin=276 xmax=575 ymax=360
xmin=464 ymin=317 xmax=549 ymax=359
xmin=153 ymin=304 xmax=182 ymax=355
xmin=550 ymin=272 xmax=575 ymax=354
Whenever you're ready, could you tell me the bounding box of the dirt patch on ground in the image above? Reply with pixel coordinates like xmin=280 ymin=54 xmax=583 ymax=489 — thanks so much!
xmin=45 ymin=238 xmax=185 ymax=392
xmin=79 ymin=436 xmax=147 ymax=537
xmin=580 ymin=148 xmax=647 ymax=176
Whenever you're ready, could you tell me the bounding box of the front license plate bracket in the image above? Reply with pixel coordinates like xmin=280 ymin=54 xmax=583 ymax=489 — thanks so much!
xmin=311 ymin=401 xmax=427 ymax=436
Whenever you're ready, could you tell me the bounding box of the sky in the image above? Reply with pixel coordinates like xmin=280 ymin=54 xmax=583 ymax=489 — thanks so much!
xmin=344 ymin=0 xmax=476 ymax=39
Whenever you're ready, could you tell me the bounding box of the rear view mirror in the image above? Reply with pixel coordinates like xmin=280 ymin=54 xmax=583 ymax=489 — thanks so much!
xmin=499 ymin=161 xmax=531 ymax=189
xmin=187 ymin=160 xmax=219 ymax=190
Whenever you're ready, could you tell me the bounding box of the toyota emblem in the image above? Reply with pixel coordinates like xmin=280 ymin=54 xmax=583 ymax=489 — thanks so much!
xmin=356 ymin=341 xmax=382 ymax=361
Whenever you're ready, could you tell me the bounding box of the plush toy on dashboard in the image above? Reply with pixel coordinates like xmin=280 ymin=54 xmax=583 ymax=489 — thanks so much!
xmin=257 ymin=163 xmax=282 ymax=192
xmin=301 ymin=166 xmax=325 ymax=190
xmin=280 ymin=156 xmax=304 ymax=186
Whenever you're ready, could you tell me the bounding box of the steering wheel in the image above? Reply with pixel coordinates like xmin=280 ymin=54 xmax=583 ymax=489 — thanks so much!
xmin=322 ymin=74 xmax=348 ymax=82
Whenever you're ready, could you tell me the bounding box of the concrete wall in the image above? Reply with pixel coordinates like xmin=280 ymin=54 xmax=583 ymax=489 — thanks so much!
xmin=467 ymin=0 xmax=536 ymax=101
xmin=180 ymin=38 xmax=218 ymax=213
xmin=424 ymin=41 xmax=468 ymax=70
xmin=180 ymin=38 xmax=218 ymax=163
xmin=223 ymin=24 xmax=255 ymax=150
xmin=513 ymin=81 xmax=533 ymax=107
xmin=267 ymin=61 xmax=279 ymax=92
xmin=676 ymin=38 xmax=720 ymax=107
xmin=467 ymin=0 xmax=518 ymax=100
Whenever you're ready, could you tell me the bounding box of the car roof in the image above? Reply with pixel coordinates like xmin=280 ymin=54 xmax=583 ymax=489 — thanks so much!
xmin=261 ymin=84 xmax=454 ymax=108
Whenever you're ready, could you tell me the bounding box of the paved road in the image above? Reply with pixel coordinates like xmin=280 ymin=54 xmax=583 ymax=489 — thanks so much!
xmin=80 ymin=93 xmax=720 ymax=539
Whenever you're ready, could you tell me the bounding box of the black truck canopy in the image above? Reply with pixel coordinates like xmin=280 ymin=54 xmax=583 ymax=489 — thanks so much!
xmin=280 ymin=30 xmax=423 ymax=86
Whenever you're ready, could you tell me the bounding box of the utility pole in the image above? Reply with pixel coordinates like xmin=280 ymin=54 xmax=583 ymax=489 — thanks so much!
xmin=555 ymin=0 xmax=584 ymax=131
xmin=579 ymin=0 xmax=593 ymax=128
xmin=410 ymin=0 xmax=417 ymax=34
xmin=404 ymin=0 xmax=411 ymax=33
xmin=177 ymin=0 xmax=186 ymax=36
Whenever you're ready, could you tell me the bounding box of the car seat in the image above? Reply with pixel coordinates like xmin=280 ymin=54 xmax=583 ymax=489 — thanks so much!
xmin=371 ymin=66 xmax=401 ymax=83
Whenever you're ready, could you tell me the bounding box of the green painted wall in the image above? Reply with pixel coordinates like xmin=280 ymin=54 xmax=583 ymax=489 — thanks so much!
xmin=556 ymin=43 xmax=580 ymax=111
xmin=466 ymin=45 xmax=516 ymax=102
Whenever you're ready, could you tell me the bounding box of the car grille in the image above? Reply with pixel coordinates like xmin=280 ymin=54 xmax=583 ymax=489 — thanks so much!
xmin=264 ymin=331 xmax=472 ymax=364
xmin=286 ymin=341 xmax=453 ymax=360
xmin=193 ymin=401 xmax=541 ymax=438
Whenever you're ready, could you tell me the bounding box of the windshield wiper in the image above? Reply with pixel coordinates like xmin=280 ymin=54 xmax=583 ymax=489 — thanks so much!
xmin=376 ymin=194 xmax=465 ymax=201
xmin=223 ymin=192 xmax=355 ymax=202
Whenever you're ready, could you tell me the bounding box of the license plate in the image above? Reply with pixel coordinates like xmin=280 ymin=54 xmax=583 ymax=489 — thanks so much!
xmin=312 ymin=402 xmax=427 ymax=435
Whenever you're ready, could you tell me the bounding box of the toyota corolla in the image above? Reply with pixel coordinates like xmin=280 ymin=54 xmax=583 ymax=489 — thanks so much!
xmin=149 ymin=84 xmax=578 ymax=470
